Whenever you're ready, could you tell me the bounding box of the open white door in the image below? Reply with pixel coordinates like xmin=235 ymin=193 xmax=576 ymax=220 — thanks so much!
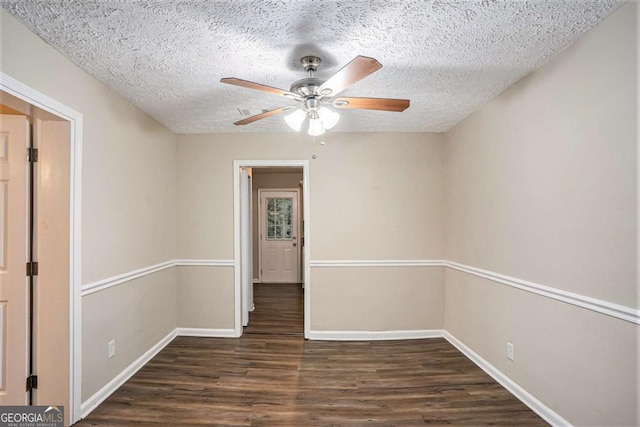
xmin=34 ymin=119 xmax=71 ymax=414
xmin=0 ymin=115 xmax=29 ymax=405
xmin=240 ymin=169 xmax=253 ymax=327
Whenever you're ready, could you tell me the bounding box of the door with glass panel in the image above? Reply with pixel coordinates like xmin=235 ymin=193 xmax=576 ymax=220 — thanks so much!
xmin=259 ymin=190 xmax=299 ymax=283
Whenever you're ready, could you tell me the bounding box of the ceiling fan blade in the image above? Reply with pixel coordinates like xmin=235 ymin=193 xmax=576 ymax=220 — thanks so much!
xmin=333 ymin=97 xmax=410 ymax=112
xmin=233 ymin=106 xmax=291 ymax=126
xmin=221 ymin=77 xmax=300 ymax=99
xmin=318 ymin=56 xmax=382 ymax=97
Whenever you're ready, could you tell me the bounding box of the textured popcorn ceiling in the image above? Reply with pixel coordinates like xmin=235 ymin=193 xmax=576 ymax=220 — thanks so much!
xmin=1 ymin=1 xmax=624 ymax=133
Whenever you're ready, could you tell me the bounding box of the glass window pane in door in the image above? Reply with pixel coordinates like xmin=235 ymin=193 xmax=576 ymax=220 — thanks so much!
xmin=265 ymin=197 xmax=294 ymax=240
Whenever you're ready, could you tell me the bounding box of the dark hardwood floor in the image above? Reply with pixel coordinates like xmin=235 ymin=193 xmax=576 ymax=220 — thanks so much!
xmin=76 ymin=283 xmax=547 ymax=426
xmin=243 ymin=283 xmax=304 ymax=336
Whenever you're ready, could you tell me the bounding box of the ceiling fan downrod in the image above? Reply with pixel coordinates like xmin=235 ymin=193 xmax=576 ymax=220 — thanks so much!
xmin=300 ymin=55 xmax=321 ymax=77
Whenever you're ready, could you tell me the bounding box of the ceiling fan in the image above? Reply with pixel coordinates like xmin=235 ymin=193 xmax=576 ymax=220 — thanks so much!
xmin=220 ymin=55 xmax=410 ymax=136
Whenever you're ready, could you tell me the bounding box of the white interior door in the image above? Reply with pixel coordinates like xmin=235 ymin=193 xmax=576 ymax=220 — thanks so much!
xmin=0 ymin=115 xmax=29 ymax=405
xmin=34 ymin=119 xmax=71 ymax=416
xmin=260 ymin=190 xmax=299 ymax=283
xmin=240 ymin=169 xmax=253 ymax=326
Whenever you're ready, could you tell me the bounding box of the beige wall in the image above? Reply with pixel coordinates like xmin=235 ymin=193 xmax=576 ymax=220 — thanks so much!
xmin=177 ymin=266 xmax=234 ymax=329
xmin=1 ymin=9 xmax=179 ymax=416
xmin=251 ymin=171 xmax=303 ymax=281
xmin=82 ymin=268 xmax=177 ymax=401
xmin=312 ymin=267 xmax=444 ymax=330
xmin=445 ymin=4 xmax=636 ymax=306
xmin=445 ymin=269 xmax=639 ymax=426
xmin=177 ymin=132 xmax=446 ymax=331
xmin=444 ymin=3 xmax=638 ymax=425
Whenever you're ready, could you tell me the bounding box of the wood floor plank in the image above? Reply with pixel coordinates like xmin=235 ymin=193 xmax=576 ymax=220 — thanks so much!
xmin=243 ymin=283 xmax=304 ymax=336
xmin=76 ymin=283 xmax=547 ymax=426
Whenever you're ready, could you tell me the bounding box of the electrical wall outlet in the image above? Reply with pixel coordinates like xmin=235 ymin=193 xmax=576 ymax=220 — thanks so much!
xmin=108 ymin=339 xmax=116 ymax=359
xmin=506 ymin=342 xmax=514 ymax=361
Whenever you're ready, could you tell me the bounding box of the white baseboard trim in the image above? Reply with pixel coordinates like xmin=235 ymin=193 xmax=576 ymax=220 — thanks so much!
xmin=309 ymin=329 xmax=444 ymax=341
xmin=176 ymin=327 xmax=237 ymax=337
xmin=80 ymin=328 xmax=178 ymax=419
xmin=443 ymin=331 xmax=571 ymax=427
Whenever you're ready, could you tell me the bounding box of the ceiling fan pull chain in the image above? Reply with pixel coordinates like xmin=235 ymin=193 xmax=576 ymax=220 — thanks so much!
xmin=311 ymin=135 xmax=317 ymax=159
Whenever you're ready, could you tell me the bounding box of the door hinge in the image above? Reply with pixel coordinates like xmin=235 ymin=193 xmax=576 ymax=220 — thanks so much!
xmin=26 ymin=375 xmax=38 ymax=392
xmin=26 ymin=261 xmax=39 ymax=276
xmin=27 ymin=148 xmax=38 ymax=162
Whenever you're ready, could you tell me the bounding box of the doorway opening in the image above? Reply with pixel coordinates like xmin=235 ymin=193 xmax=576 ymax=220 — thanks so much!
xmin=233 ymin=161 xmax=310 ymax=339
xmin=0 ymin=74 xmax=82 ymax=425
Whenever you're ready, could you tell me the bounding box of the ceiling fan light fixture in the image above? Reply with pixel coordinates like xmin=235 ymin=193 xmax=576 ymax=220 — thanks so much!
xmin=308 ymin=118 xmax=324 ymax=136
xmin=284 ymin=108 xmax=306 ymax=131
xmin=317 ymin=107 xmax=340 ymax=130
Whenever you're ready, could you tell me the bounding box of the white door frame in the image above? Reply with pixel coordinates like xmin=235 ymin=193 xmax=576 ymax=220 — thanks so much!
xmin=233 ymin=160 xmax=310 ymax=339
xmin=1 ymin=73 xmax=83 ymax=423
xmin=257 ymin=188 xmax=301 ymax=284
xmin=240 ymin=169 xmax=252 ymax=326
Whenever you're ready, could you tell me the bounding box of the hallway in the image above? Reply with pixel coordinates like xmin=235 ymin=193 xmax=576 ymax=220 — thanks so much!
xmin=243 ymin=283 xmax=304 ymax=336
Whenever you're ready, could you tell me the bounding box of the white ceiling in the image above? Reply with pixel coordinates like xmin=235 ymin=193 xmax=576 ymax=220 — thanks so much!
xmin=1 ymin=1 xmax=624 ymax=134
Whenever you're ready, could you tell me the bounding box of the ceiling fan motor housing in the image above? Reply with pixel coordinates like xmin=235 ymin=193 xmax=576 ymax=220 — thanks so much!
xmin=290 ymin=55 xmax=328 ymax=97
xmin=290 ymin=77 xmax=324 ymax=96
